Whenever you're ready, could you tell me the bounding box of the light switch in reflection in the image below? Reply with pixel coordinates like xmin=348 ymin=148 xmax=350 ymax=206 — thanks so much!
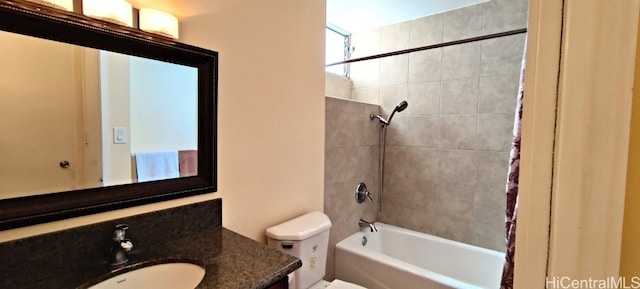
xmin=113 ymin=127 xmax=127 ymax=144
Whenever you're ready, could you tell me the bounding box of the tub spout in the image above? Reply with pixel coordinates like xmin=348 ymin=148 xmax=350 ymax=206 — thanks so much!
xmin=359 ymin=219 xmax=377 ymax=232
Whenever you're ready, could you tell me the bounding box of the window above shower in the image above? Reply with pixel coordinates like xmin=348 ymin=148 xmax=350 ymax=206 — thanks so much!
xmin=325 ymin=25 xmax=350 ymax=77
xmin=325 ymin=0 xmax=491 ymax=78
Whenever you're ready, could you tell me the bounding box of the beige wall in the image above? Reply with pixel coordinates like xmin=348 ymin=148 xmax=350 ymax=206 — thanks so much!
xmin=620 ymin=14 xmax=640 ymax=278
xmin=325 ymin=73 xmax=352 ymax=99
xmin=100 ymin=51 xmax=133 ymax=186
xmin=514 ymin=0 xmax=640 ymax=284
xmin=546 ymin=0 xmax=639 ymax=280
xmin=0 ymin=0 xmax=326 ymax=243
xmin=180 ymin=0 xmax=326 ymax=242
xmin=80 ymin=48 xmax=103 ymax=190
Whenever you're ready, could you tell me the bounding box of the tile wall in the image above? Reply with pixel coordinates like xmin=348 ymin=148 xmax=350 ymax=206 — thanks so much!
xmin=346 ymin=0 xmax=527 ymax=251
xmin=324 ymin=97 xmax=380 ymax=279
xmin=325 ymin=73 xmax=352 ymax=99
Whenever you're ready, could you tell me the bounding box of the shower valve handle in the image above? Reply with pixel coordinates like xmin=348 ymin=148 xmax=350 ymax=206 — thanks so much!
xmin=367 ymin=192 xmax=374 ymax=202
xmin=365 ymin=191 xmax=374 ymax=202
xmin=356 ymin=183 xmax=374 ymax=203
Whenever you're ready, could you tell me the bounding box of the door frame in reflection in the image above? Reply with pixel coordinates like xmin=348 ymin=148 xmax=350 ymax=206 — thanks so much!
xmin=0 ymin=31 xmax=199 ymax=198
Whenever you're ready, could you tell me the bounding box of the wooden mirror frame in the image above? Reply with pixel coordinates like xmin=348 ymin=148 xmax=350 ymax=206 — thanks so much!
xmin=0 ymin=0 xmax=218 ymax=230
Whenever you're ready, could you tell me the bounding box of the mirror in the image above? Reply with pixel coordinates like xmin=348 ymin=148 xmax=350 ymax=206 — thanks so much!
xmin=1 ymin=30 xmax=199 ymax=199
xmin=0 ymin=0 xmax=217 ymax=230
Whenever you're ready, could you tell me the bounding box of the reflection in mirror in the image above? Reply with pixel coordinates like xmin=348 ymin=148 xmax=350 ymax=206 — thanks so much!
xmin=0 ymin=30 xmax=198 ymax=200
xmin=0 ymin=0 xmax=216 ymax=229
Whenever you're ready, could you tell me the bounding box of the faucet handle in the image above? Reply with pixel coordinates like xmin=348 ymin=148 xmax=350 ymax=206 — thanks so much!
xmin=119 ymin=239 xmax=134 ymax=252
xmin=356 ymin=183 xmax=374 ymax=203
xmin=113 ymin=224 xmax=129 ymax=241
xmin=366 ymin=191 xmax=374 ymax=202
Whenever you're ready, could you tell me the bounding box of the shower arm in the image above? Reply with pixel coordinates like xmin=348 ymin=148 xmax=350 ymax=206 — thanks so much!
xmin=370 ymin=113 xmax=388 ymax=126
xmin=370 ymin=101 xmax=408 ymax=127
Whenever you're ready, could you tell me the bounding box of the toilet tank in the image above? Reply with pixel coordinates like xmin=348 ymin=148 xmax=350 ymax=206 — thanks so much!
xmin=266 ymin=211 xmax=332 ymax=289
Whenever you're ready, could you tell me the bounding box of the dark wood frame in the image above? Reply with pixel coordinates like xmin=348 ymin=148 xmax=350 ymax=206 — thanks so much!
xmin=0 ymin=0 xmax=218 ymax=230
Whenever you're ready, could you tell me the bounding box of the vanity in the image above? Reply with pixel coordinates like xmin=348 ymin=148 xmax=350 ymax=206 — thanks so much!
xmin=0 ymin=1 xmax=301 ymax=288
xmin=0 ymin=199 xmax=301 ymax=289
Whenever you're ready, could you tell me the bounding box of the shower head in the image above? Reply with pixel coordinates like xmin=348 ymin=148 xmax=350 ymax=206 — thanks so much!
xmin=370 ymin=100 xmax=409 ymax=126
xmin=386 ymin=100 xmax=408 ymax=125
xmin=395 ymin=101 xmax=408 ymax=113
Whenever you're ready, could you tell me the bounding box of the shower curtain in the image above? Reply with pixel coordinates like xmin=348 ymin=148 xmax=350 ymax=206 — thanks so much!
xmin=500 ymin=40 xmax=526 ymax=289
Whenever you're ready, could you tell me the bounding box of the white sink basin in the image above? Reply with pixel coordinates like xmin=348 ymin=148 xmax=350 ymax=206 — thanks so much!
xmin=88 ymin=263 xmax=205 ymax=289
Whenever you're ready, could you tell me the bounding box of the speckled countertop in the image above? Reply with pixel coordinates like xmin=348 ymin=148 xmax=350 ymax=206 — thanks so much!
xmin=0 ymin=200 xmax=301 ymax=289
xmin=25 ymin=227 xmax=300 ymax=289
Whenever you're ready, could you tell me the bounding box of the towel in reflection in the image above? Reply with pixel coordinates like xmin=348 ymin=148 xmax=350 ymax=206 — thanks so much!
xmin=135 ymin=151 xmax=180 ymax=182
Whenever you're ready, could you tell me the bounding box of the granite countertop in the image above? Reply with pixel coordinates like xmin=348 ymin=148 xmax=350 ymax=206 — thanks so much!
xmin=25 ymin=227 xmax=301 ymax=289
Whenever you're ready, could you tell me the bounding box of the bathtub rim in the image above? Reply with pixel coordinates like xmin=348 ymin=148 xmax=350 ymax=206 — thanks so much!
xmin=357 ymin=223 xmax=504 ymax=257
xmin=334 ymin=222 xmax=505 ymax=289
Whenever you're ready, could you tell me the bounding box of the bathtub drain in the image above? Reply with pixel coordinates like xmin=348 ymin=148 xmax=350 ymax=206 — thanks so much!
xmin=361 ymin=236 xmax=367 ymax=246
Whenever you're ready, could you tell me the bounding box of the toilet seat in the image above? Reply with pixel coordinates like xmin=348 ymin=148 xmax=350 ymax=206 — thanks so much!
xmin=326 ymin=279 xmax=367 ymax=289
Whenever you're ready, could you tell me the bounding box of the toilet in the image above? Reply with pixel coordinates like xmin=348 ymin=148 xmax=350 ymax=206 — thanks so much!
xmin=266 ymin=212 xmax=366 ymax=289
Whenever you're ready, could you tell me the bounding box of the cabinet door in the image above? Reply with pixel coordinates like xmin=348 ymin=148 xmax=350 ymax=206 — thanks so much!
xmin=266 ymin=277 xmax=288 ymax=289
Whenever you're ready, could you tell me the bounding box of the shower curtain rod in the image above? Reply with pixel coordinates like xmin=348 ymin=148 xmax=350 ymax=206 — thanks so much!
xmin=326 ymin=28 xmax=527 ymax=67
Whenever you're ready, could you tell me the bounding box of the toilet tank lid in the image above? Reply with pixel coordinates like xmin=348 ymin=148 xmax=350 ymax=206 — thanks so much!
xmin=266 ymin=211 xmax=332 ymax=240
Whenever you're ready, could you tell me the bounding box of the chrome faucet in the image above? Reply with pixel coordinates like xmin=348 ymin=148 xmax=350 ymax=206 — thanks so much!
xmin=359 ymin=219 xmax=377 ymax=232
xmin=110 ymin=224 xmax=134 ymax=266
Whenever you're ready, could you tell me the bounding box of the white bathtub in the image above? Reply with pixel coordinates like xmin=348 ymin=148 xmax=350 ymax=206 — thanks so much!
xmin=335 ymin=223 xmax=505 ymax=289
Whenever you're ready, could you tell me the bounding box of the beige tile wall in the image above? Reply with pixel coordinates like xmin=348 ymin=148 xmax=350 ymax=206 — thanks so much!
xmin=325 ymin=73 xmax=352 ymax=99
xmin=324 ymin=97 xmax=380 ymax=279
xmin=346 ymin=0 xmax=527 ymax=252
